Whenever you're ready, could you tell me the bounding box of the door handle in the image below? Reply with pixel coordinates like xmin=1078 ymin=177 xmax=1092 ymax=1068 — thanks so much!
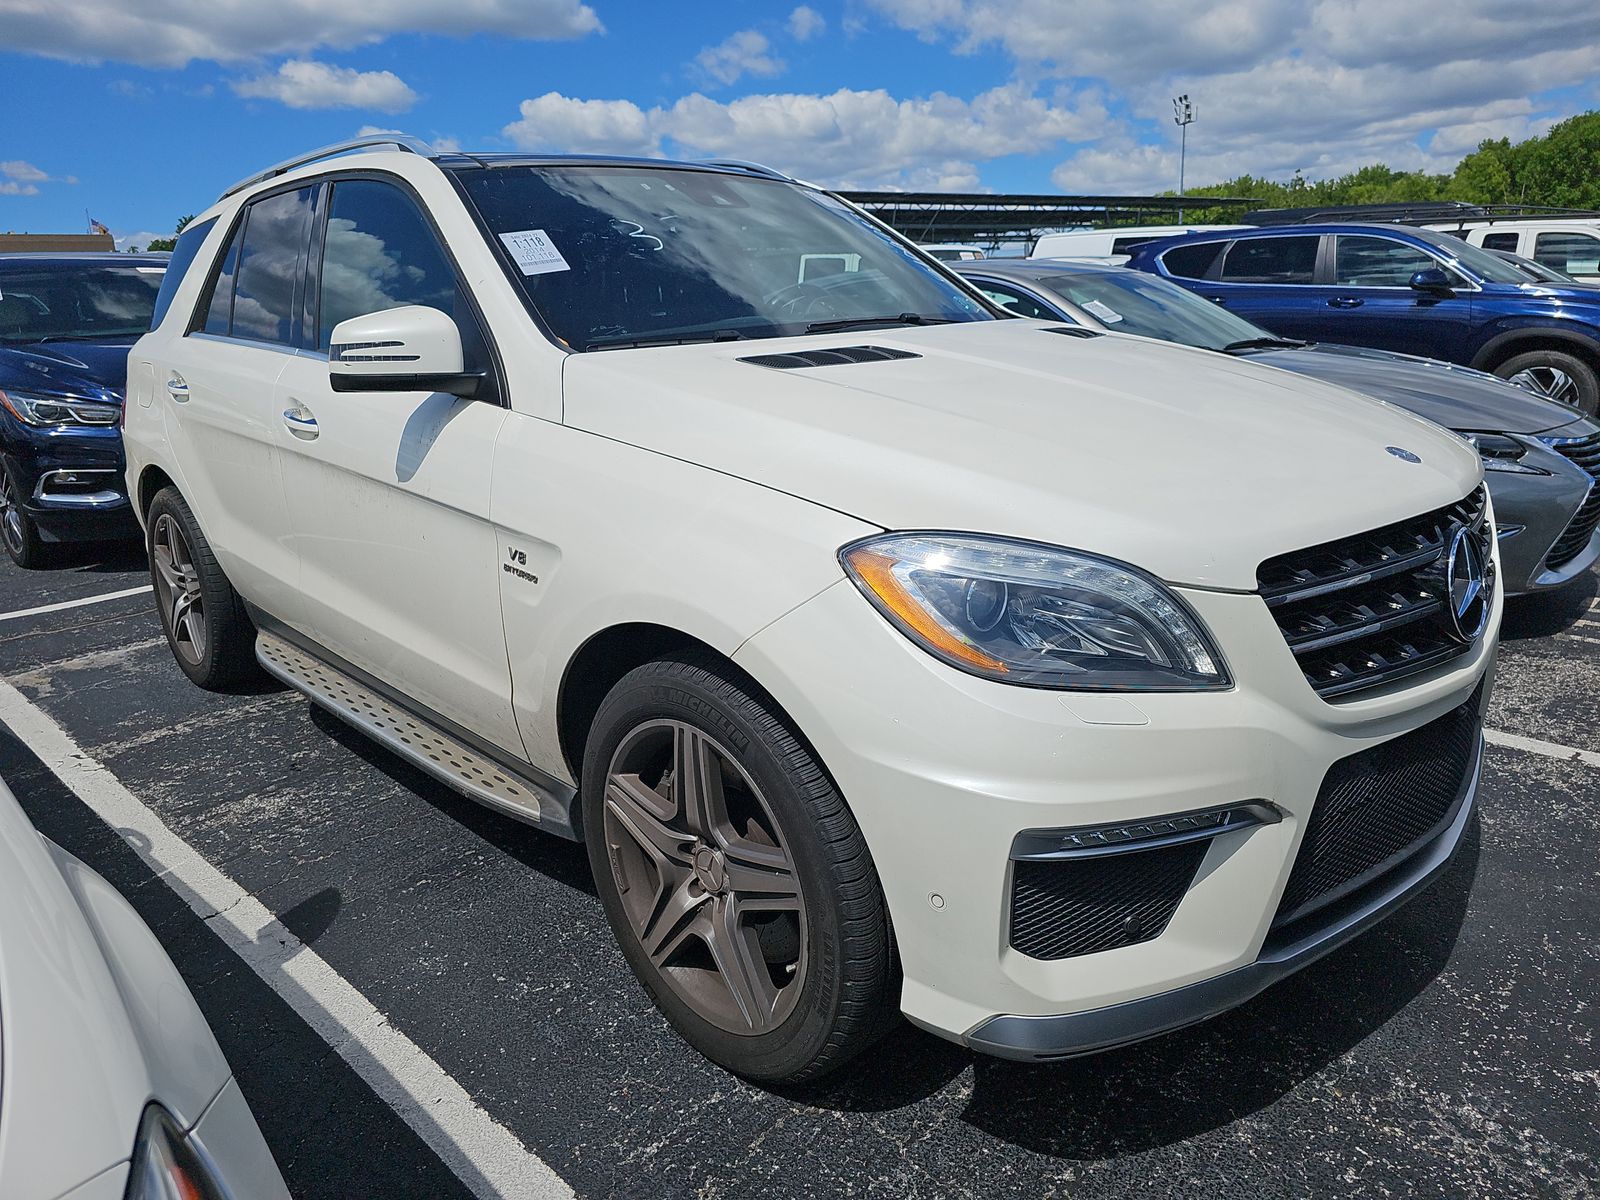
xmin=166 ymin=373 xmax=189 ymax=402
xmin=282 ymin=403 xmax=319 ymax=440
xmin=1328 ymin=297 xmax=1365 ymax=309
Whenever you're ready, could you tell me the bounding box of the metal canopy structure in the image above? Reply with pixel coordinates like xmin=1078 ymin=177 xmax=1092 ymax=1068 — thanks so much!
xmin=834 ymin=190 xmax=1258 ymax=244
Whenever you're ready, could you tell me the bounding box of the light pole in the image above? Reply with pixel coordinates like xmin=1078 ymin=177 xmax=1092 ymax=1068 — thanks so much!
xmin=1173 ymin=94 xmax=1195 ymax=221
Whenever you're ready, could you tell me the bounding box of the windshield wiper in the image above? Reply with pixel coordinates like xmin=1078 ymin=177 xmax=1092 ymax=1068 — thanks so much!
xmin=802 ymin=313 xmax=955 ymax=334
xmin=586 ymin=328 xmax=751 ymax=351
xmin=1222 ymin=336 xmax=1307 ymax=353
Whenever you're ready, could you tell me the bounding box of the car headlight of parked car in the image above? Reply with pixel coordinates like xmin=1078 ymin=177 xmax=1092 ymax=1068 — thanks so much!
xmin=124 ymin=1104 xmax=233 ymax=1200
xmin=840 ymin=532 xmax=1229 ymax=690
xmin=0 ymin=388 xmax=120 ymax=427
xmin=1461 ymin=431 xmax=1549 ymax=474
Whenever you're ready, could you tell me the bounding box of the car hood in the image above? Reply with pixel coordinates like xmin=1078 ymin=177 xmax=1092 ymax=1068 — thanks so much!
xmin=0 ymin=780 xmax=229 ymax=1200
xmin=562 ymin=320 xmax=1481 ymax=591
xmin=0 ymin=339 xmax=134 ymax=402
xmin=1243 ymin=343 xmax=1579 ymax=435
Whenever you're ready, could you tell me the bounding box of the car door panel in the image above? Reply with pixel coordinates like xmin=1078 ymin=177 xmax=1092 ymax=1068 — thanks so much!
xmin=1317 ymin=233 xmax=1475 ymax=360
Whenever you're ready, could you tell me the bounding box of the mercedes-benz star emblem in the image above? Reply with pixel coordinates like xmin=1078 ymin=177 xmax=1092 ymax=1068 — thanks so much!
xmin=1386 ymin=446 xmax=1422 ymax=463
xmin=1445 ymin=528 xmax=1490 ymax=642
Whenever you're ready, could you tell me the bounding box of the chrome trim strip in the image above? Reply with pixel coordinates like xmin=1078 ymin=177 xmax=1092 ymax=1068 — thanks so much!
xmin=1010 ymin=801 xmax=1282 ymax=861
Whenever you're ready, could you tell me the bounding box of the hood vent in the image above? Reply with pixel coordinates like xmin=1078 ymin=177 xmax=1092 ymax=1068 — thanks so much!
xmin=738 ymin=345 xmax=921 ymax=369
xmin=1043 ymin=326 xmax=1101 ymax=339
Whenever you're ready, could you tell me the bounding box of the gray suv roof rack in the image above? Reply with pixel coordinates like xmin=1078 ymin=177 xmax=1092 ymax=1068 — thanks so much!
xmin=700 ymin=159 xmax=795 ymax=183
xmin=219 ymin=134 xmax=437 ymax=202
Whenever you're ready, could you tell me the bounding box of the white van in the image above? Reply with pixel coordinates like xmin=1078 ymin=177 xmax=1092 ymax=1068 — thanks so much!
xmin=1030 ymin=224 xmax=1248 ymax=263
xmin=1426 ymin=220 xmax=1600 ymax=282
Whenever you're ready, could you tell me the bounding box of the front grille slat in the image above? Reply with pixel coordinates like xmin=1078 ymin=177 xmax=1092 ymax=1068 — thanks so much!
xmin=1273 ymin=682 xmax=1482 ymax=930
xmin=1258 ymin=488 xmax=1490 ymax=700
xmin=1543 ymin=431 xmax=1600 ymax=571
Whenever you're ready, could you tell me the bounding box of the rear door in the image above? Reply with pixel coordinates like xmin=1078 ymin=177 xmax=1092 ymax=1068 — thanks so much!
xmin=155 ymin=185 xmax=312 ymax=624
xmin=1192 ymin=234 xmax=1328 ymax=338
xmin=1320 ymin=233 xmax=1474 ymax=360
xmin=271 ymin=175 xmax=522 ymax=755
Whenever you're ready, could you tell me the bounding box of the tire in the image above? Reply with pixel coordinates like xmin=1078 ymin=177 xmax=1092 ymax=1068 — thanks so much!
xmin=582 ymin=652 xmax=897 ymax=1083
xmin=145 ymin=487 xmax=261 ymax=689
xmin=0 ymin=463 xmax=47 ymax=569
xmin=1494 ymin=349 xmax=1599 ymax=416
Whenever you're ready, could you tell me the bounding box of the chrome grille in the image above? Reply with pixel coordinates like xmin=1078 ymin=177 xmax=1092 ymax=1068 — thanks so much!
xmin=1258 ymin=488 xmax=1489 ymax=699
xmin=1542 ymin=430 xmax=1600 ymax=571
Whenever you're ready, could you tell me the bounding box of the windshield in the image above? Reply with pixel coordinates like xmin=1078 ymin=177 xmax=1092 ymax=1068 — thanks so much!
xmin=1408 ymin=228 xmax=1532 ymax=285
xmin=457 ymin=166 xmax=991 ymax=350
xmin=0 ymin=264 xmax=165 ymax=344
xmin=1037 ymin=269 xmax=1273 ymax=350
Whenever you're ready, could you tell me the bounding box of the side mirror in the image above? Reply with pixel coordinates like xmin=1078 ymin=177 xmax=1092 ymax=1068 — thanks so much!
xmin=328 ymin=305 xmax=482 ymax=398
xmin=1409 ymin=267 xmax=1455 ymax=294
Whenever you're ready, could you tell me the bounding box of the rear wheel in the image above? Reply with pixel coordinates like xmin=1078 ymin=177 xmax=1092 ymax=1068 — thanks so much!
xmin=146 ymin=487 xmax=261 ymax=689
xmin=582 ymin=653 xmax=897 ymax=1083
xmin=0 ymin=464 xmax=46 ymax=569
xmin=1496 ymin=349 xmax=1599 ymax=416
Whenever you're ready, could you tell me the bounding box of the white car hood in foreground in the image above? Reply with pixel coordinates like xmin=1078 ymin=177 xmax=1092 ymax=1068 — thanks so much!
xmin=564 ymin=320 xmax=1481 ymax=591
xmin=0 ymin=781 xmax=230 ymax=1200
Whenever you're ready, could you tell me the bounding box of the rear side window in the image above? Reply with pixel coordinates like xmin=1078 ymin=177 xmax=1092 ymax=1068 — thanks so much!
xmin=1332 ymin=235 xmax=1439 ymax=286
xmin=201 ymin=220 xmax=244 ymax=335
xmin=1534 ymin=231 xmax=1600 ymax=275
xmin=1479 ymin=231 xmax=1519 ymax=252
xmin=150 ymin=217 xmax=217 ymax=330
xmin=317 ymin=180 xmax=457 ymax=348
xmin=1220 ymin=236 xmax=1318 ymax=284
xmin=231 ymin=187 xmax=315 ymax=345
xmin=1109 ymin=236 xmax=1160 ymax=255
xmin=1159 ymin=241 xmax=1225 ymax=280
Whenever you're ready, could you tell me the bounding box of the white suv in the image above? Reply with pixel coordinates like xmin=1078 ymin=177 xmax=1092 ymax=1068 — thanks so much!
xmin=125 ymin=137 xmax=1500 ymax=1082
xmin=1425 ymin=218 xmax=1600 ymax=282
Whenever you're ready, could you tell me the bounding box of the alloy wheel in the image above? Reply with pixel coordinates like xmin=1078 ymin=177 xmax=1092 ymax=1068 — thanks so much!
xmin=151 ymin=514 xmax=207 ymax=665
xmin=602 ymin=719 xmax=807 ymax=1035
xmin=1507 ymin=364 xmax=1580 ymax=406
xmin=0 ymin=468 xmax=24 ymax=557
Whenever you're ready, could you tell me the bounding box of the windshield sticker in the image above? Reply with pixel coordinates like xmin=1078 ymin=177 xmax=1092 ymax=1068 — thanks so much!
xmin=135 ymin=267 xmax=166 ymax=274
xmin=498 ymin=229 xmax=571 ymax=276
xmin=1082 ymin=298 xmax=1124 ymax=324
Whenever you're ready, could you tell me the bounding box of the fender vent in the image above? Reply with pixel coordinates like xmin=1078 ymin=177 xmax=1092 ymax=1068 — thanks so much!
xmin=738 ymin=345 xmax=921 ymax=369
xmin=1042 ymin=326 xmax=1101 ymax=339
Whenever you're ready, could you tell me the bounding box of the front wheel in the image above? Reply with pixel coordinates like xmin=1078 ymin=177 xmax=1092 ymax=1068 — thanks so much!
xmin=0 ymin=463 xmax=47 ymax=569
xmin=582 ymin=653 xmax=897 ymax=1083
xmin=1495 ymin=349 xmax=1599 ymax=416
xmin=146 ymin=487 xmax=261 ymax=689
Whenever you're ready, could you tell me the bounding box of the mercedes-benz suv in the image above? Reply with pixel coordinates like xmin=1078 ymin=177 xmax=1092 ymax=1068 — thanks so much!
xmin=124 ymin=137 xmax=1500 ymax=1082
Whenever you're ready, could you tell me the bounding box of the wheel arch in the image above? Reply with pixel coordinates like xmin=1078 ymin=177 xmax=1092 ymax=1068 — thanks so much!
xmin=1470 ymin=326 xmax=1600 ymax=375
xmin=136 ymin=465 xmax=178 ymax=521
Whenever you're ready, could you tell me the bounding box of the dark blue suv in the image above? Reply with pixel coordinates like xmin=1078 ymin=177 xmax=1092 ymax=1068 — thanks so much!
xmin=1125 ymin=223 xmax=1600 ymax=416
xmin=0 ymin=253 xmax=167 ymax=566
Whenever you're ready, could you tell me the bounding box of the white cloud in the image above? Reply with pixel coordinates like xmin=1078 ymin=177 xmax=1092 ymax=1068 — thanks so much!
xmin=866 ymin=0 xmax=1600 ymax=188
xmin=0 ymin=160 xmax=75 ymax=195
xmin=0 ymin=181 xmax=40 ymax=196
xmin=787 ymin=6 xmax=825 ymax=41
xmin=2 ymin=161 xmax=49 ymax=183
xmin=503 ymin=84 xmax=1108 ymax=189
xmin=233 ymin=60 xmax=418 ymax=112
xmin=694 ymin=30 xmax=785 ymax=87
xmin=115 ymin=230 xmax=168 ymax=252
xmin=0 ymin=0 xmax=602 ymax=68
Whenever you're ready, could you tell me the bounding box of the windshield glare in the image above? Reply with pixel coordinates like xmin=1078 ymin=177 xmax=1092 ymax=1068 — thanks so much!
xmin=1040 ymin=270 xmax=1271 ymax=350
xmin=458 ymin=166 xmax=991 ymax=350
xmin=0 ymin=265 xmax=165 ymax=344
xmin=1411 ymin=229 xmax=1533 ymax=285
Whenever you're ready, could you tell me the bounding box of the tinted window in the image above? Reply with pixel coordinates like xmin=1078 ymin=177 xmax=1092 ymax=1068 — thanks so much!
xmin=1109 ymin=235 xmax=1159 ymax=255
xmin=318 ymin=180 xmax=458 ymax=347
xmin=1534 ymin=231 xmax=1600 ymax=275
xmin=201 ymin=219 xmax=243 ymax=335
xmin=1038 ymin=269 xmax=1272 ymax=350
xmin=231 ymin=187 xmax=314 ymax=344
xmin=1160 ymin=241 xmax=1225 ymax=280
xmin=0 ymin=264 xmax=164 ymax=345
xmin=1479 ymin=232 xmax=1519 ymax=252
xmin=1333 ymin=235 xmax=1438 ymax=286
xmin=150 ymin=217 xmax=216 ymax=330
xmin=1220 ymin=236 xmax=1318 ymax=284
xmin=971 ymin=281 xmax=1058 ymax=320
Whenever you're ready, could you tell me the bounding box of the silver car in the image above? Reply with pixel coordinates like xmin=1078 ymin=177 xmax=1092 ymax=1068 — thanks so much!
xmin=957 ymin=258 xmax=1600 ymax=595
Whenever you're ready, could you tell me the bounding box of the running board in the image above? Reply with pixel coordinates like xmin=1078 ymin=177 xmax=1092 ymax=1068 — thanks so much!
xmin=255 ymin=631 xmax=579 ymax=839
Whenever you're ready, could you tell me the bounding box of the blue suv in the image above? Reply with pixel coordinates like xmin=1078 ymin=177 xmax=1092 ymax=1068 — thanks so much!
xmin=1125 ymin=223 xmax=1600 ymax=415
xmin=0 ymin=253 xmax=167 ymax=566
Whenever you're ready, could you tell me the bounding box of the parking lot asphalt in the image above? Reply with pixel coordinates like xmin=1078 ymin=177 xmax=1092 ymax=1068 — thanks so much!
xmin=1 ymin=543 xmax=1596 ymax=1200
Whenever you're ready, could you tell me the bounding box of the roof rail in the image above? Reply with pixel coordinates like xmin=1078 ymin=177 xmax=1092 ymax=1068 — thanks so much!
xmin=219 ymin=134 xmax=436 ymax=202
xmin=1243 ymin=200 xmax=1600 ymax=227
xmin=700 ymin=159 xmax=794 ymax=182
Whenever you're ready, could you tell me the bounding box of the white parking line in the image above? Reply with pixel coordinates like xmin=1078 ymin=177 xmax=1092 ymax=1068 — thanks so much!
xmin=0 ymin=584 xmax=152 ymax=622
xmin=0 ymin=680 xmax=573 ymax=1200
xmin=1486 ymin=727 xmax=1600 ymax=769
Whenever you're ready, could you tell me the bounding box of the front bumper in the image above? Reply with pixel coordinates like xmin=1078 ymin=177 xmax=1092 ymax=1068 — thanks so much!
xmin=1487 ymin=432 xmax=1600 ymax=594
xmin=733 ymin=569 xmax=1500 ymax=1056
xmin=1 ymin=418 xmax=136 ymax=541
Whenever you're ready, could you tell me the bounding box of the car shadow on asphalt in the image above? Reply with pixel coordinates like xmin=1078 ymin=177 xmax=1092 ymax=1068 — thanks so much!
xmin=40 ymin=537 xmax=148 ymax=574
xmin=1501 ymin=571 xmax=1598 ymax=640
xmin=789 ymin=820 xmax=1480 ymax=1160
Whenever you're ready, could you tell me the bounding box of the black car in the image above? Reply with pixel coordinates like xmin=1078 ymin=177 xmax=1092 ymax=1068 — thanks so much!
xmin=0 ymin=253 xmax=166 ymax=566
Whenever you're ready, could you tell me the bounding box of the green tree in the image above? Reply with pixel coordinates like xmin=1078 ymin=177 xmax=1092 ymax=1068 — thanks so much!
xmin=143 ymin=213 xmax=195 ymax=253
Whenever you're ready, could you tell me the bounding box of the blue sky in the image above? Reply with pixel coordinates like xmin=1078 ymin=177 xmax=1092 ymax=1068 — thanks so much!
xmin=2 ymin=0 xmax=1596 ymax=250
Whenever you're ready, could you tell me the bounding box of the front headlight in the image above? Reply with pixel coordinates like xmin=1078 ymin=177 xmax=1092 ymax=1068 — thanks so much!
xmin=840 ymin=532 xmax=1229 ymax=690
xmin=124 ymin=1105 xmax=230 ymax=1200
xmin=0 ymin=388 xmax=120 ymax=427
xmin=1461 ymin=431 xmax=1548 ymax=474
